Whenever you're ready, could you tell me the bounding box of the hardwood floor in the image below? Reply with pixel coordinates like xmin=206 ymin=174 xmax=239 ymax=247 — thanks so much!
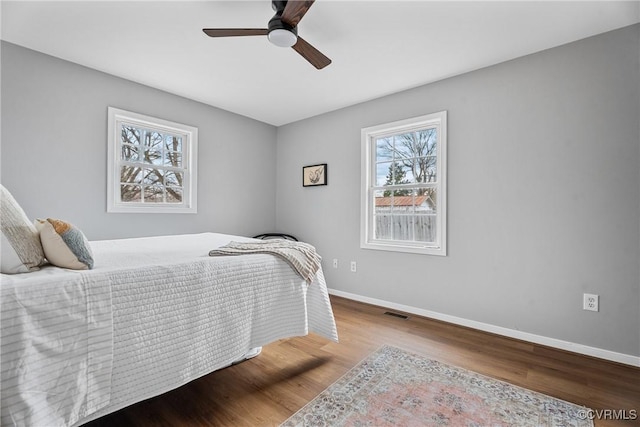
xmin=87 ymin=296 xmax=640 ymax=426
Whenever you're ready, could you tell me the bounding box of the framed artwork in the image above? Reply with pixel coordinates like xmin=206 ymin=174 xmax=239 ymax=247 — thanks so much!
xmin=303 ymin=163 xmax=328 ymax=187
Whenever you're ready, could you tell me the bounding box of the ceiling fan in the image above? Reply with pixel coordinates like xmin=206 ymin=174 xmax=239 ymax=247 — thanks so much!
xmin=203 ymin=0 xmax=331 ymax=70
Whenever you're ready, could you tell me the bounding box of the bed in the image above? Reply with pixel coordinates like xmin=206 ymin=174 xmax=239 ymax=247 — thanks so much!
xmin=1 ymin=232 xmax=338 ymax=427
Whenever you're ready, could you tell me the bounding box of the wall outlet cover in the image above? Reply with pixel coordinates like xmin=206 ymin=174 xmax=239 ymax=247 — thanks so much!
xmin=583 ymin=293 xmax=599 ymax=312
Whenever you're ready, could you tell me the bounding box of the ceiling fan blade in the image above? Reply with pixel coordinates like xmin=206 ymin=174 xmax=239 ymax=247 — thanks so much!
xmin=203 ymin=28 xmax=269 ymax=37
xmin=281 ymin=0 xmax=315 ymax=27
xmin=292 ymin=36 xmax=331 ymax=69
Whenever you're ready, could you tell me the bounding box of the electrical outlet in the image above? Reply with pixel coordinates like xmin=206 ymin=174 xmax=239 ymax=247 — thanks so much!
xmin=583 ymin=293 xmax=599 ymax=312
xmin=332 ymin=259 xmax=338 ymax=269
xmin=350 ymin=261 xmax=357 ymax=272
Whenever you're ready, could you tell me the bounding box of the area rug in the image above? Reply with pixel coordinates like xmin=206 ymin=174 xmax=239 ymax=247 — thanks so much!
xmin=281 ymin=345 xmax=593 ymax=427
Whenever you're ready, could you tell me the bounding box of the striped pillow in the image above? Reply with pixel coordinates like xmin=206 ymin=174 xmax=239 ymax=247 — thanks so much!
xmin=0 ymin=185 xmax=45 ymax=273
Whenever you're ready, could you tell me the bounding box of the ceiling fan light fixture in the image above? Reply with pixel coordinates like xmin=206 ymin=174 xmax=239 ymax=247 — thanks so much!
xmin=268 ymin=28 xmax=298 ymax=47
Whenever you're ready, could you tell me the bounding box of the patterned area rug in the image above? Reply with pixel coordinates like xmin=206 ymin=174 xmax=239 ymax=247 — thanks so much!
xmin=281 ymin=345 xmax=593 ymax=427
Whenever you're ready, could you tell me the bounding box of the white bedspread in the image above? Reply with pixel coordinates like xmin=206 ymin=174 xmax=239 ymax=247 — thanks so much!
xmin=1 ymin=270 xmax=113 ymax=427
xmin=1 ymin=233 xmax=338 ymax=427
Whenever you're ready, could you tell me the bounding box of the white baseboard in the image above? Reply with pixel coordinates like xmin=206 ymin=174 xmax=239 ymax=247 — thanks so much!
xmin=328 ymin=288 xmax=640 ymax=367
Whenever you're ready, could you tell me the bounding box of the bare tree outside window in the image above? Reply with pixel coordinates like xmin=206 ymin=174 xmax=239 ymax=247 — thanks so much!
xmin=377 ymin=129 xmax=437 ymax=196
xmin=119 ymin=125 xmax=184 ymax=204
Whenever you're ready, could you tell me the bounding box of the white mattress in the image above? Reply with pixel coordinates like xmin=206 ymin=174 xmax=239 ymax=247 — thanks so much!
xmin=1 ymin=233 xmax=338 ymax=427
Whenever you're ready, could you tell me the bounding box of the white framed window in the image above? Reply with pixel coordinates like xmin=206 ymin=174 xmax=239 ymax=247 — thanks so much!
xmin=107 ymin=107 xmax=198 ymax=213
xmin=361 ymin=111 xmax=447 ymax=256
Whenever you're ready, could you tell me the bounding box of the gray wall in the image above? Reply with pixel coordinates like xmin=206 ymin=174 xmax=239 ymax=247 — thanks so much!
xmin=1 ymin=41 xmax=278 ymax=240
xmin=276 ymin=25 xmax=640 ymax=357
xmin=2 ymin=26 xmax=638 ymax=359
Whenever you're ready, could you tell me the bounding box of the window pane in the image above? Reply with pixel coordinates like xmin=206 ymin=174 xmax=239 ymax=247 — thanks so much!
xmin=394 ymin=133 xmax=414 ymax=160
xmin=147 ymin=131 xmax=163 ymax=149
xmin=411 ymin=129 xmax=436 ymax=156
xmin=143 ymin=131 xmax=163 ymax=165
xmin=121 ymin=126 xmax=140 ymax=145
xmin=143 ymin=168 xmax=163 ymax=185
xmin=374 ymin=190 xmax=390 ymax=215
xmin=378 ymin=162 xmax=409 ymax=186
xmin=165 ymin=135 xmax=182 ymax=153
xmin=144 ymin=150 xmax=162 ymax=166
xmin=120 ymin=166 xmax=142 ymax=184
xmin=375 ymin=137 xmax=393 ymax=162
xmin=392 ymin=215 xmax=413 ymax=241
xmin=120 ymin=184 xmax=141 ymax=202
xmin=395 ymin=158 xmax=417 ymax=184
xmin=166 ymin=187 xmax=183 ymax=203
xmin=392 ymin=191 xmax=416 ymax=213
xmin=121 ymin=144 xmax=140 ymax=162
xmin=374 ymin=215 xmax=392 ymax=240
xmin=415 ymin=156 xmax=436 ymax=183
xmin=417 ymin=188 xmax=437 ymax=212
xmin=144 ymin=149 xmax=162 ymax=165
xmin=403 ymin=163 xmax=416 ymax=183
xmin=413 ymin=187 xmax=437 ymax=242
xmin=164 ymin=151 xmax=182 ymax=167
xmin=413 ymin=215 xmax=437 ymax=243
xmin=376 ymin=162 xmax=392 ymax=187
xmin=164 ymin=171 xmax=183 ymax=187
xmin=418 ymin=128 xmax=437 ymax=156
xmin=144 ymin=185 xmax=164 ymax=203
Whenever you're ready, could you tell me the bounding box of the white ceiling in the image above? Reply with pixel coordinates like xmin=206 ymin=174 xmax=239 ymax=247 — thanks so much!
xmin=2 ymin=1 xmax=639 ymax=126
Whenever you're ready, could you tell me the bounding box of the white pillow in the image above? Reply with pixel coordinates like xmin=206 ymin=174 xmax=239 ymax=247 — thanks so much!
xmin=0 ymin=185 xmax=45 ymax=274
xmin=35 ymin=218 xmax=94 ymax=270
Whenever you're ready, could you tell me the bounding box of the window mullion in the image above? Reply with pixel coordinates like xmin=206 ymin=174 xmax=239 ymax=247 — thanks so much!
xmin=120 ymin=162 xmax=185 ymax=174
xmin=372 ymin=183 xmax=437 ymax=191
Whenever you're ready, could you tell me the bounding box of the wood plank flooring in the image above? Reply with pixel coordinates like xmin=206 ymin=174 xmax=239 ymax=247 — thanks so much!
xmin=87 ymin=296 xmax=640 ymax=426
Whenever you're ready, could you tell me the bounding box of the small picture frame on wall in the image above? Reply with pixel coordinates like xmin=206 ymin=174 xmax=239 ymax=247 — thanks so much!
xmin=302 ymin=163 xmax=328 ymax=187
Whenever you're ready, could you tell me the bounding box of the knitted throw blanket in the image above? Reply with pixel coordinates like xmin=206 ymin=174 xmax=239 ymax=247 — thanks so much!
xmin=209 ymin=240 xmax=322 ymax=283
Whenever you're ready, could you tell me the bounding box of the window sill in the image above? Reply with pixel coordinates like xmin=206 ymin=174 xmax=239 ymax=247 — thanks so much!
xmin=360 ymin=240 xmax=446 ymax=256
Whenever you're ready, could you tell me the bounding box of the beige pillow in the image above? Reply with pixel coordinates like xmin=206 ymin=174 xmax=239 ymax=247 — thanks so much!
xmin=0 ymin=185 xmax=45 ymax=273
xmin=35 ymin=218 xmax=94 ymax=270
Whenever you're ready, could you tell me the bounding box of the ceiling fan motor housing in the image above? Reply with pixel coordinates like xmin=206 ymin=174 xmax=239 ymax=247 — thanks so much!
xmin=268 ymin=17 xmax=297 ymax=35
xmin=267 ymin=6 xmax=298 ymax=48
